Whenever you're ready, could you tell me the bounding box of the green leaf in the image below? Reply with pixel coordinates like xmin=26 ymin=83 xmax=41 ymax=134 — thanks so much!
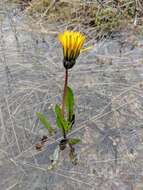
xmin=55 ymin=105 xmax=70 ymax=135
xmin=68 ymin=138 xmax=81 ymax=145
xmin=55 ymin=104 xmax=62 ymax=119
xmin=36 ymin=112 xmax=54 ymax=135
xmin=55 ymin=105 xmax=63 ymax=131
xmin=66 ymin=86 xmax=74 ymax=123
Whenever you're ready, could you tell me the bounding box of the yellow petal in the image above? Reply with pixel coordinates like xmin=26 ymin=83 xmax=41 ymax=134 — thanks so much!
xmin=80 ymin=45 xmax=94 ymax=52
xmin=58 ymin=30 xmax=85 ymax=61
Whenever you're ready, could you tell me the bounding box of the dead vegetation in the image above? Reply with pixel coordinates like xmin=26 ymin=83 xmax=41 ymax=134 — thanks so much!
xmin=12 ymin=0 xmax=143 ymax=38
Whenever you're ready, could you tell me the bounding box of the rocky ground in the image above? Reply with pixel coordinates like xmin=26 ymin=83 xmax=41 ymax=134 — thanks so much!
xmin=0 ymin=1 xmax=143 ymax=190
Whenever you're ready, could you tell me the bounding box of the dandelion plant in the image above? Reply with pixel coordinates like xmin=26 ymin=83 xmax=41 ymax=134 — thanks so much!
xmin=36 ymin=31 xmax=85 ymax=165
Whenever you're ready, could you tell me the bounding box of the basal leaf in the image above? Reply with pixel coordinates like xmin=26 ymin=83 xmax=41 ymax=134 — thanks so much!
xmin=48 ymin=146 xmax=60 ymax=170
xmin=55 ymin=105 xmax=63 ymax=131
xmin=55 ymin=104 xmax=62 ymax=118
xmin=66 ymin=86 xmax=74 ymax=123
xmin=55 ymin=104 xmax=70 ymax=135
xmin=68 ymin=138 xmax=81 ymax=145
xmin=36 ymin=112 xmax=54 ymax=135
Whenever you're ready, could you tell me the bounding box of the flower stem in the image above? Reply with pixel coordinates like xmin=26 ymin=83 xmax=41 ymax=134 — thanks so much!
xmin=61 ymin=69 xmax=68 ymax=139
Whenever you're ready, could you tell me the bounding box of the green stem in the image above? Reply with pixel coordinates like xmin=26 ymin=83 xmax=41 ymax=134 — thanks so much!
xmin=61 ymin=69 xmax=68 ymax=139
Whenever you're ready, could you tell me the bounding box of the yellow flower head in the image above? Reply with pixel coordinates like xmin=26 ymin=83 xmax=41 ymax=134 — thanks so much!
xmin=58 ymin=31 xmax=85 ymax=69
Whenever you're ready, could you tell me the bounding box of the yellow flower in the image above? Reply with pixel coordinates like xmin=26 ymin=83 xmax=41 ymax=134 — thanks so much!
xmin=58 ymin=31 xmax=85 ymax=69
